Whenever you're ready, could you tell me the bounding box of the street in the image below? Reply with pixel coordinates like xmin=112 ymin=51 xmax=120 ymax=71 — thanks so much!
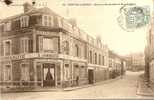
xmin=0 ymin=71 xmax=150 ymax=100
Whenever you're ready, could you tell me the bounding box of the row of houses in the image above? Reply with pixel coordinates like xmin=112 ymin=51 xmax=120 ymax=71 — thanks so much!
xmin=108 ymin=50 xmax=126 ymax=79
xmin=125 ymin=53 xmax=145 ymax=72
xmin=0 ymin=3 xmax=126 ymax=91
xmin=145 ymin=11 xmax=154 ymax=85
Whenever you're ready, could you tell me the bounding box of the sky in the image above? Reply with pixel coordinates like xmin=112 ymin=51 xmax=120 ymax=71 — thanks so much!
xmin=0 ymin=0 xmax=153 ymax=56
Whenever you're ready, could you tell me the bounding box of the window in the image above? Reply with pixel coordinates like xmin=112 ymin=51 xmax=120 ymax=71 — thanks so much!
xmin=42 ymin=15 xmax=54 ymax=26
xmin=4 ymin=22 xmax=11 ymax=31
xmin=43 ymin=38 xmax=54 ymax=51
xmin=99 ymin=54 xmax=101 ymax=65
xmin=81 ymin=45 xmax=85 ymax=58
xmin=94 ymin=53 xmax=97 ymax=64
xmin=37 ymin=64 xmax=42 ymax=81
xmin=63 ymin=41 xmax=69 ymax=55
xmin=89 ymin=50 xmax=92 ymax=63
xmin=74 ymin=65 xmax=79 ymax=79
xmin=20 ymin=16 xmax=29 ymax=27
xmin=64 ymin=64 xmax=70 ymax=81
xmin=75 ymin=44 xmax=79 ymax=57
xmin=80 ymin=66 xmax=86 ymax=78
xmin=62 ymin=20 xmax=72 ymax=32
xmin=0 ymin=23 xmax=4 ymax=32
xmin=4 ymin=65 xmax=12 ymax=81
xmin=21 ymin=63 xmax=29 ymax=81
xmin=57 ymin=16 xmax=62 ymax=27
xmin=20 ymin=37 xmax=29 ymax=53
xmin=4 ymin=40 xmax=11 ymax=56
xmin=102 ymin=56 xmax=105 ymax=65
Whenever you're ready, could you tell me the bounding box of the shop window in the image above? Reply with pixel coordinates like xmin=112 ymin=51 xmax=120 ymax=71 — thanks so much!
xmin=3 ymin=40 xmax=11 ymax=56
xmin=42 ymin=15 xmax=54 ymax=27
xmin=63 ymin=41 xmax=69 ymax=55
xmin=4 ymin=65 xmax=12 ymax=81
xmin=37 ymin=64 xmax=42 ymax=81
xmin=64 ymin=64 xmax=70 ymax=81
xmin=20 ymin=37 xmax=30 ymax=53
xmin=20 ymin=16 xmax=29 ymax=28
xmin=21 ymin=63 xmax=29 ymax=81
xmin=44 ymin=67 xmax=55 ymax=80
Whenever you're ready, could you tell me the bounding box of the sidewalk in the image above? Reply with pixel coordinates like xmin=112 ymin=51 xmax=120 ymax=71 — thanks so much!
xmin=136 ymin=75 xmax=154 ymax=97
xmin=63 ymin=76 xmax=122 ymax=91
xmin=1 ymin=76 xmax=122 ymax=93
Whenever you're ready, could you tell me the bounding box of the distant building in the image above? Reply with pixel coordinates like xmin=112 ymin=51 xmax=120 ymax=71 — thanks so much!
xmin=108 ymin=50 xmax=126 ymax=79
xmin=125 ymin=53 xmax=145 ymax=71
xmin=0 ymin=3 xmax=109 ymax=91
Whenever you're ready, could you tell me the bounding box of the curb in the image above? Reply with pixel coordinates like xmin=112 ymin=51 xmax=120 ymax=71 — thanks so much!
xmin=136 ymin=77 xmax=154 ymax=97
xmin=1 ymin=76 xmax=122 ymax=93
xmin=63 ymin=76 xmax=122 ymax=91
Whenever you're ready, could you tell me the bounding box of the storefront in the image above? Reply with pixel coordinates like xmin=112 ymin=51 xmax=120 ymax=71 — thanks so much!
xmin=0 ymin=54 xmax=89 ymax=89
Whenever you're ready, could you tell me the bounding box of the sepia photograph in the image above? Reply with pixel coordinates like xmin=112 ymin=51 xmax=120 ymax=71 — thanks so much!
xmin=0 ymin=0 xmax=154 ymax=99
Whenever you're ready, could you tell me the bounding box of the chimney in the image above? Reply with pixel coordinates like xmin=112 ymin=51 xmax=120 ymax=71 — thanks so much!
xmin=23 ymin=2 xmax=35 ymax=13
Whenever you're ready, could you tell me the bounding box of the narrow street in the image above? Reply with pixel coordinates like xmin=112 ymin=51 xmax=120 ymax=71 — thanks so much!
xmin=1 ymin=71 xmax=149 ymax=100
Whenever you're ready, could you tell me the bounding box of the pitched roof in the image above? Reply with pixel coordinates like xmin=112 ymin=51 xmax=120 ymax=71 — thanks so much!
xmin=0 ymin=7 xmax=60 ymax=23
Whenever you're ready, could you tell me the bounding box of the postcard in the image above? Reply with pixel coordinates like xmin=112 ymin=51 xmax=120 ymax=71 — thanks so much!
xmin=0 ymin=0 xmax=154 ymax=100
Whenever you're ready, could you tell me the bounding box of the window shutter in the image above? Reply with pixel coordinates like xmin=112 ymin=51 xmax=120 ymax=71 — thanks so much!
xmin=1 ymin=44 xmax=4 ymax=56
xmin=38 ymin=36 xmax=43 ymax=52
xmin=20 ymin=39 xmax=24 ymax=53
xmin=28 ymin=39 xmax=33 ymax=53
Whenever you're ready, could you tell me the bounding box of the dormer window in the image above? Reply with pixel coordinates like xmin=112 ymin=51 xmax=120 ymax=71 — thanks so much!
xmin=20 ymin=16 xmax=29 ymax=28
xmin=57 ymin=16 xmax=62 ymax=27
xmin=4 ymin=22 xmax=11 ymax=31
xmin=42 ymin=15 xmax=54 ymax=27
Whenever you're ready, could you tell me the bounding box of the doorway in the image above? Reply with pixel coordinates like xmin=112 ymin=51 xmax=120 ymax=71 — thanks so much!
xmin=43 ymin=63 xmax=55 ymax=87
xmin=88 ymin=69 xmax=94 ymax=84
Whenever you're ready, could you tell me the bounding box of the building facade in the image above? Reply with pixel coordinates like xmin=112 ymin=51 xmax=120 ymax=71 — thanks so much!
xmin=125 ymin=53 xmax=145 ymax=71
xmin=108 ymin=50 xmax=126 ymax=79
xmin=145 ymin=11 xmax=154 ymax=84
xmin=0 ymin=3 xmax=109 ymax=90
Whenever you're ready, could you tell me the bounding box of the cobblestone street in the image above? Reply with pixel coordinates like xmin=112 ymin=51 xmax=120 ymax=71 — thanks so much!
xmin=1 ymin=71 xmax=152 ymax=100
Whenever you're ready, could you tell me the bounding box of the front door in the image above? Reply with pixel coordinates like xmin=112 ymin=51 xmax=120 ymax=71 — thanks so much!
xmin=88 ymin=69 xmax=94 ymax=84
xmin=43 ymin=63 xmax=55 ymax=87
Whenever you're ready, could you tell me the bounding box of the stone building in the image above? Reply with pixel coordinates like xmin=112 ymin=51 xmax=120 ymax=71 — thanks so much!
xmin=108 ymin=50 xmax=126 ymax=79
xmin=0 ymin=3 xmax=109 ymax=90
xmin=124 ymin=53 xmax=145 ymax=71
xmin=145 ymin=11 xmax=154 ymax=84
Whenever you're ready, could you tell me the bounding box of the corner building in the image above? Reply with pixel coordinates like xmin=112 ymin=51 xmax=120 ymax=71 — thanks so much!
xmin=0 ymin=3 xmax=109 ymax=89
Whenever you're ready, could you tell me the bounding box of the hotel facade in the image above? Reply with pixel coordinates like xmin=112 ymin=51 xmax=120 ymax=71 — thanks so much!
xmin=0 ymin=3 xmax=109 ymax=90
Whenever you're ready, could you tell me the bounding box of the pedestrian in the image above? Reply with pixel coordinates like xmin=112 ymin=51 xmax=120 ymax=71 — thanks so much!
xmin=76 ymin=76 xmax=79 ymax=86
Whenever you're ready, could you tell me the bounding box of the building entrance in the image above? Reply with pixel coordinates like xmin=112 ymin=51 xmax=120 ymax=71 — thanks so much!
xmin=88 ymin=69 xmax=94 ymax=84
xmin=43 ymin=63 xmax=55 ymax=87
